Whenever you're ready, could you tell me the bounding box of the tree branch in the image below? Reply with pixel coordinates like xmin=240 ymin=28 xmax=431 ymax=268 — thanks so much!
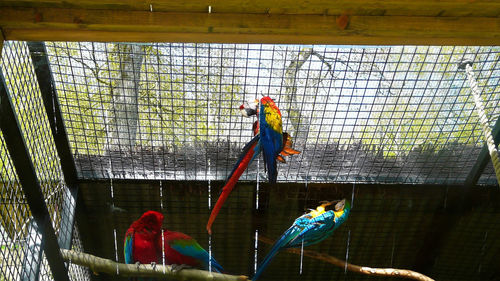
xmin=257 ymin=236 xmax=434 ymax=281
xmin=60 ymin=249 xmax=248 ymax=281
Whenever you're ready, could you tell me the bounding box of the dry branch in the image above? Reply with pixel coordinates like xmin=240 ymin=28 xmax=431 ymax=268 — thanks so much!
xmin=60 ymin=249 xmax=248 ymax=281
xmin=258 ymin=236 xmax=434 ymax=281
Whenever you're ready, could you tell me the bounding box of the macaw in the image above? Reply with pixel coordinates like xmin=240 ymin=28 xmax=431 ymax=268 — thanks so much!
xmin=206 ymin=96 xmax=300 ymax=234
xmin=124 ymin=211 xmax=164 ymax=268
xmin=160 ymin=230 xmax=224 ymax=272
xmin=252 ymin=199 xmax=351 ymax=281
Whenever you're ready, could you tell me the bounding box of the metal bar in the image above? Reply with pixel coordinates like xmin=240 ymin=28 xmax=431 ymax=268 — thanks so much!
xmin=27 ymin=42 xmax=78 ymax=185
xmin=27 ymin=41 xmax=81 ymax=250
xmin=0 ymin=69 xmax=70 ymax=281
xmin=464 ymin=115 xmax=500 ymax=186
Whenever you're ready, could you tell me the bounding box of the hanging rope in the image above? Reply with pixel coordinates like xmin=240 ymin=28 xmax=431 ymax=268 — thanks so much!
xmin=459 ymin=59 xmax=500 ymax=185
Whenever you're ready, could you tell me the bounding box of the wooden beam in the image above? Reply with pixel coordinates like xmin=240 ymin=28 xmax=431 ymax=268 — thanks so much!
xmin=1 ymin=0 xmax=500 ymax=17
xmin=1 ymin=7 xmax=500 ymax=45
xmin=0 ymin=29 xmax=4 ymax=59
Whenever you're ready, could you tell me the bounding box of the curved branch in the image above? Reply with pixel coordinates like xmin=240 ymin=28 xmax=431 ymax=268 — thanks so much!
xmin=60 ymin=249 xmax=248 ymax=281
xmin=258 ymin=236 xmax=434 ymax=281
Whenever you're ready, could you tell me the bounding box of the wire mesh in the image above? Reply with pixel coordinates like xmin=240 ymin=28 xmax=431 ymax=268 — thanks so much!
xmin=68 ymin=225 xmax=91 ymax=281
xmin=0 ymin=131 xmax=37 ymax=281
xmin=1 ymin=41 xmax=90 ymax=281
xmin=45 ymin=43 xmax=500 ymax=185
xmin=2 ymin=41 xmax=66 ymax=234
xmin=2 ymin=40 xmax=499 ymax=281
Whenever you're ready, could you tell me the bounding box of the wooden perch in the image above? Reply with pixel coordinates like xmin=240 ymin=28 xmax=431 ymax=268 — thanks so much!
xmin=258 ymin=236 xmax=434 ymax=281
xmin=60 ymin=249 xmax=248 ymax=281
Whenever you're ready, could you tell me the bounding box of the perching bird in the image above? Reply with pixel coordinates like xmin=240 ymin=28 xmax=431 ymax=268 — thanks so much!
xmin=252 ymin=199 xmax=351 ymax=281
xmin=160 ymin=230 xmax=224 ymax=272
xmin=258 ymin=96 xmax=284 ymax=183
xmin=239 ymin=98 xmax=300 ymax=166
xmin=206 ymin=96 xmax=300 ymax=234
xmin=124 ymin=211 xmax=164 ymax=267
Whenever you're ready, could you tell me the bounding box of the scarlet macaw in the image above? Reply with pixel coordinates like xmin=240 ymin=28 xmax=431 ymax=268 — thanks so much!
xmin=206 ymin=96 xmax=300 ymax=234
xmin=124 ymin=211 xmax=164 ymax=268
xmin=252 ymin=199 xmax=351 ymax=281
xmin=160 ymin=230 xmax=224 ymax=272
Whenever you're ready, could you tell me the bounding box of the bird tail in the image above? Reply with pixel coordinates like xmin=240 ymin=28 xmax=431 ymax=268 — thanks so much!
xmin=207 ymin=256 xmax=224 ymax=273
xmin=252 ymin=226 xmax=299 ymax=281
xmin=206 ymin=135 xmax=260 ymax=234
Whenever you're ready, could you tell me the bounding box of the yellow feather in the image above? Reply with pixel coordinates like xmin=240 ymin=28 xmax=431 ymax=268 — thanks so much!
xmin=310 ymin=206 xmax=326 ymax=218
xmin=263 ymin=104 xmax=283 ymax=134
xmin=334 ymin=209 xmax=344 ymax=218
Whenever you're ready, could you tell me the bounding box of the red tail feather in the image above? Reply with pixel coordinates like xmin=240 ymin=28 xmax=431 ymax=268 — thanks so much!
xmin=206 ymin=142 xmax=257 ymax=234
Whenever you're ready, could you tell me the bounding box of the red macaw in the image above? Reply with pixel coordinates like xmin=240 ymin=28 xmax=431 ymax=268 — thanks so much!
xmin=160 ymin=230 xmax=224 ymax=272
xmin=124 ymin=211 xmax=164 ymax=267
xmin=206 ymin=96 xmax=300 ymax=234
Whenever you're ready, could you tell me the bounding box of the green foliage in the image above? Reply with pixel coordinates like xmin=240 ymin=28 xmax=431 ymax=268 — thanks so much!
xmin=359 ymin=46 xmax=496 ymax=158
xmin=47 ymin=42 xmax=243 ymax=153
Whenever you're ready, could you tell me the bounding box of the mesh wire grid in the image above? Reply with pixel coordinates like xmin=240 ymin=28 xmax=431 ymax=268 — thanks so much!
xmin=1 ymin=40 xmax=500 ymax=281
xmin=0 ymin=131 xmax=38 ymax=281
xmin=68 ymin=225 xmax=91 ymax=281
xmin=0 ymin=41 xmax=90 ymax=281
xmin=45 ymin=43 xmax=500 ymax=185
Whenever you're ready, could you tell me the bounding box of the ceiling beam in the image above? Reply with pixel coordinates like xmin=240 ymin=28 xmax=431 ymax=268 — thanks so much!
xmin=1 ymin=0 xmax=500 ymax=17
xmin=0 ymin=6 xmax=500 ymax=45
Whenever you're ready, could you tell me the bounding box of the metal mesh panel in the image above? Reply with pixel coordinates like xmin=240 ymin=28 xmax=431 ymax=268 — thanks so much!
xmin=46 ymin=43 xmax=500 ymax=185
xmin=68 ymin=225 xmax=91 ymax=281
xmin=0 ymin=131 xmax=38 ymax=281
xmin=2 ymin=41 xmax=66 ymax=234
xmin=1 ymin=42 xmax=90 ymax=281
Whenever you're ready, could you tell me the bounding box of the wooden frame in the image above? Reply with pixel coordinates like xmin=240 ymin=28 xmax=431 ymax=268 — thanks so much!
xmin=1 ymin=1 xmax=500 ymax=45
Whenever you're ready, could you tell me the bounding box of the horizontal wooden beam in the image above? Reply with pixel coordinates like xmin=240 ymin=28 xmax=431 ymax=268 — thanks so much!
xmin=2 ymin=0 xmax=500 ymax=17
xmin=1 ymin=7 xmax=500 ymax=45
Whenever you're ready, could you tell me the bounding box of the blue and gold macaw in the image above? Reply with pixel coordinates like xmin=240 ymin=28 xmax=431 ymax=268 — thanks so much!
xmin=206 ymin=96 xmax=300 ymax=234
xmin=252 ymin=199 xmax=351 ymax=281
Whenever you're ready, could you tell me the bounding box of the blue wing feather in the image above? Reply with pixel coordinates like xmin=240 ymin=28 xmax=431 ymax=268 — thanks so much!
xmin=253 ymin=222 xmax=304 ymax=281
xmin=124 ymin=231 xmax=134 ymax=264
xmin=170 ymin=241 xmax=224 ymax=273
xmin=253 ymin=207 xmax=350 ymax=281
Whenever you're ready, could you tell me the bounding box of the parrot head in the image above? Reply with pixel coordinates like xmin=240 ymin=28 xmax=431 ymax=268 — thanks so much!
xmin=310 ymin=199 xmax=350 ymax=219
xmin=333 ymin=199 xmax=350 ymax=223
xmin=239 ymin=98 xmax=259 ymax=117
xmin=137 ymin=210 xmax=164 ymax=233
xmin=334 ymin=199 xmax=346 ymax=212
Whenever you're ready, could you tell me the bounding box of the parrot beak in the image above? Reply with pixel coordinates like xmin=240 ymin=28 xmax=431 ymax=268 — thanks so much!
xmin=239 ymin=99 xmax=258 ymax=117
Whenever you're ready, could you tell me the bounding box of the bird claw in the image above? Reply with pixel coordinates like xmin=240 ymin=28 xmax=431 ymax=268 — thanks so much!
xmin=135 ymin=261 xmax=141 ymax=270
xmin=150 ymin=262 xmax=157 ymax=271
xmin=170 ymin=264 xmax=191 ymax=273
